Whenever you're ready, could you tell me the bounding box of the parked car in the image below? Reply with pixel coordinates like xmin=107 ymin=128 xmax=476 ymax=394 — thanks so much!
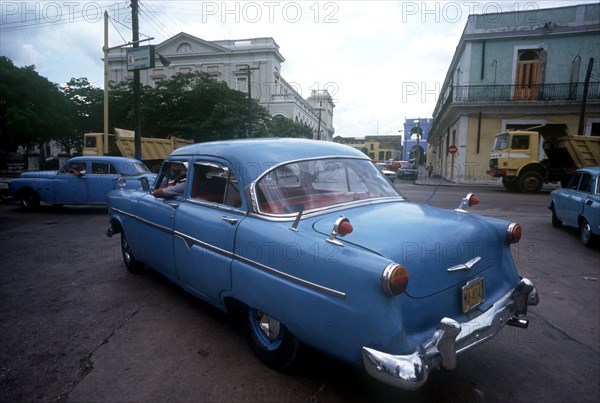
xmin=397 ymin=161 xmax=418 ymax=180
xmin=549 ymin=166 xmax=600 ymax=247
xmin=375 ymin=162 xmax=396 ymax=182
xmin=106 ymin=138 xmax=538 ymax=390
xmin=9 ymin=156 xmax=156 ymax=210
xmin=387 ymin=160 xmax=401 ymax=170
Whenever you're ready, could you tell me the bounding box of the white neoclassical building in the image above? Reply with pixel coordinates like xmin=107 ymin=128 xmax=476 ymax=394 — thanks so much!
xmin=107 ymin=32 xmax=335 ymax=140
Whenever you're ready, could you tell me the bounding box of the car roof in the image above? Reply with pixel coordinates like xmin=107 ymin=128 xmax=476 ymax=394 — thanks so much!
xmin=169 ymin=138 xmax=369 ymax=183
xmin=576 ymin=166 xmax=600 ymax=175
xmin=69 ymin=156 xmax=142 ymax=164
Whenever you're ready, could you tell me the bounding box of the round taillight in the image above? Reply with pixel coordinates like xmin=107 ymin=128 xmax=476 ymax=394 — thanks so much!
xmin=382 ymin=263 xmax=409 ymax=295
xmin=338 ymin=220 xmax=353 ymax=236
xmin=507 ymin=222 xmax=522 ymax=243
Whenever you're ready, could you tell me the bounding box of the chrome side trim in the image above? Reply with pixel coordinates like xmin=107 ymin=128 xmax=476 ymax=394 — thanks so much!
xmin=173 ymin=230 xmax=235 ymax=259
xmin=111 ymin=207 xmax=173 ymax=234
xmin=185 ymin=197 xmax=247 ymax=215
xmin=248 ymin=197 xmax=404 ymax=222
xmin=110 ymin=207 xmax=346 ymax=299
xmin=235 ymin=254 xmax=346 ymax=299
xmin=362 ymin=277 xmax=539 ymax=390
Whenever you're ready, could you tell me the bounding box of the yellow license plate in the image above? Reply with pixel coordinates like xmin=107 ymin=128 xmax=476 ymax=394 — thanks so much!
xmin=462 ymin=277 xmax=485 ymax=313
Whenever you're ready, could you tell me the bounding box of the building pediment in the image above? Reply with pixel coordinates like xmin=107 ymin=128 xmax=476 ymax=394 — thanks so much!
xmin=155 ymin=32 xmax=229 ymax=55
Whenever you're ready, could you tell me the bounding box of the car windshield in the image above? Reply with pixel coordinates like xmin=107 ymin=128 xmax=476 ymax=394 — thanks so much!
xmin=255 ymin=158 xmax=402 ymax=215
xmin=120 ymin=161 xmax=151 ymax=176
xmin=493 ymin=133 xmax=510 ymax=151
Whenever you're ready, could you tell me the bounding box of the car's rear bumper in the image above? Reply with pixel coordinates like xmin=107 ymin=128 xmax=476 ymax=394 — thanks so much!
xmin=362 ymin=277 xmax=539 ymax=390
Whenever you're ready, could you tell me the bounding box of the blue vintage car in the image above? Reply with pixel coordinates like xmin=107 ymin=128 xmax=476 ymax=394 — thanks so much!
xmin=549 ymin=166 xmax=600 ymax=247
xmin=106 ymin=138 xmax=538 ymax=390
xmin=9 ymin=156 xmax=156 ymax=210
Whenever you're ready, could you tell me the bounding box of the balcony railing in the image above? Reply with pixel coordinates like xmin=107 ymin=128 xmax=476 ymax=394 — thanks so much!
xmin=433 ymin=81 xmax=600 ymax=118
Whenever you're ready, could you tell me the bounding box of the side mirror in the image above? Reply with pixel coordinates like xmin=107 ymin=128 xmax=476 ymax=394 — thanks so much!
xmin=140 ymin=177 xmax=150 ymax=191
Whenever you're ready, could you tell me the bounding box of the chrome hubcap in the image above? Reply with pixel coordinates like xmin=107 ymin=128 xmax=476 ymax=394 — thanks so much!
xmin=257 ymin=311 xmax=281 ymax=342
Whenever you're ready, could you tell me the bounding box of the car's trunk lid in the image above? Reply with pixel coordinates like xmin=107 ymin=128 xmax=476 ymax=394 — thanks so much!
xmin=312 ymin=201 xmax=506 ymax=299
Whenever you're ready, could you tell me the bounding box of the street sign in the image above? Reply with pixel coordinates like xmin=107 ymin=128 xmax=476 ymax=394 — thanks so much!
xmin=126 ymin=45 xmax=155 ymax=71
xmin=448 ymin=145 xmax=458 ymax=154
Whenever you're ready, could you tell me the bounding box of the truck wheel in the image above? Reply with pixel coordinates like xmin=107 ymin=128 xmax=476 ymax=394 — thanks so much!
xmin=580 ymin=218 xmax=597 ymax=247
xmin=519 ymin=172 xmax=543 ymax=193
xmin=19 ymin=189 xmax=40 ymax=210
xmin=502 ymin=176 xmax=519 ymax=192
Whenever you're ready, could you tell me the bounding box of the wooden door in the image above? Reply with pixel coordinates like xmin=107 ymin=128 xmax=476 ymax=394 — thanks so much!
xmin=515 ymin=50 xmax=541 ymax=100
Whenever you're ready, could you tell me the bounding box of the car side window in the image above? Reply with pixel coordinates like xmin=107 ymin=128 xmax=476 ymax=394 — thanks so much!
xmin=91 ymin=162 xmax=115 ymax=174
xmin=61 ymin=161 xmax=87 ymax=176
xmin=153 ymin=161 xmax=189 ymax=198
xmin=191 ymin=162 xmax=241 ymax=207
xmin=578 ymin=173 xmax=592 ymax=193
xmin=568 ymin=173 xmax=581 ymax=190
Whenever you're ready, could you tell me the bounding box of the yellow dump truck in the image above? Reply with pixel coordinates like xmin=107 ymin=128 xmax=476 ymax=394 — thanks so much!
xmin=487 ymin=124 xmax=600 ymax=192
xmin=83 ymin=128 xmax=194 ymax=171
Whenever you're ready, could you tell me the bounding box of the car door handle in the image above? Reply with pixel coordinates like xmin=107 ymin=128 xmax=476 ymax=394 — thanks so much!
xmin=220 ymin=216 xmax=238 ymax=225
xmin=585 ymin=199 xmax=593 ymax=206
xmin=167 ymin=202 xmax=179 ymax=209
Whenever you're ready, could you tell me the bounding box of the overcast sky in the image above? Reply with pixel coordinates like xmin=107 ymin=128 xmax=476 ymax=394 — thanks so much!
xmin=1 ymin=0 xmax=597 ymax=137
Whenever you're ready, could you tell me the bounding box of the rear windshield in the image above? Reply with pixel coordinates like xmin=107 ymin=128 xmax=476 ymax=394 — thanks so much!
xmin=255 ymin=158 xmax=401 ymax=215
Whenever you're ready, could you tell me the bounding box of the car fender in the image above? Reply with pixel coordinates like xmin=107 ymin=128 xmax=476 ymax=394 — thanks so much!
xmin=228 ymin=219 xmax=407 ymax=367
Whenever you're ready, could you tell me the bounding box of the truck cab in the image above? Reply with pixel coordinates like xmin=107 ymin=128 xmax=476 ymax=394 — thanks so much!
xmin=488 ymin=130 xmax=546 ymax=192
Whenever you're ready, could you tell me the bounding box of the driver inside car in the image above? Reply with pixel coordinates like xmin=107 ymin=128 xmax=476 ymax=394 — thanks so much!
xmin=152 ymin=162 xmax=187 ymax=199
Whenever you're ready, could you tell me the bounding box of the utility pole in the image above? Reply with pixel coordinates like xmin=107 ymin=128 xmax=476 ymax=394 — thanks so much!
xmin=131 ymin=0 xmax=142 ymax=160
xmin=240 ymin=65 xmax=259 ymax=137
xmin=578 ymin=57 xmax=594 ymax=136
xmin=103 ymin=11 xmax=109 ymax=154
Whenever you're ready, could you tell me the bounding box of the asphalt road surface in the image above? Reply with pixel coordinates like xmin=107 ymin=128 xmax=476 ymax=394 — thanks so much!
xmin=0 ymin=181 xmax=598 ymax=402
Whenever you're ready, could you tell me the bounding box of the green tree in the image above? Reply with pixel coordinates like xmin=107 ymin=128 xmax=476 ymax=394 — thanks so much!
xmin=60 ymin=77 xmax=104 ymax=152
xmin=267 ymin=115 xmax=313 ymax=138
xmin=140 ymin=72 xmax=271 ymax=141
xmin=0 ymin=57 xmax=73 ymax=154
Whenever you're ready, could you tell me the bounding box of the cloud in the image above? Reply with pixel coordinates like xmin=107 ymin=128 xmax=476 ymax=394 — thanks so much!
xmin=1 ymin=0 xmax=598 ymax=137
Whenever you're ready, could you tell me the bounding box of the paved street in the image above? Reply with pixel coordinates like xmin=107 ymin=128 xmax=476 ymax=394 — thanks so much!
xmin=0 ymin=181 xmax=598 ymax=402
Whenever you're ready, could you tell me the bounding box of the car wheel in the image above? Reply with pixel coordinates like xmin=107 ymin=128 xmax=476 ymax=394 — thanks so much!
xmin=19 ymin=189 xmax=40 ymax=210
xmin=519 ymin=171 xmax=544 ymax=193
xmin=580 ymin=218 xmax=596 ymax=247
xmin=242 ymin=305 xmax=300 ymax=370
xmin=121 ymin=232 xmax=145 ymax=273
xmin=551 ymin=204 xmax=562 ymax=228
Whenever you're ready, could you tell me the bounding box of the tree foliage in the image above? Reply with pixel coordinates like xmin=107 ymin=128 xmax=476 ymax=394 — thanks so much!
xmin=267 ymin=115 xmax=314 ymax=138
xmin=0 ymin=56 xmax=73 ymax=154
xmin=0 ymin=57 xmax=315 ymax=158
xmin=60 ymin=77 xmax=103 ymax=152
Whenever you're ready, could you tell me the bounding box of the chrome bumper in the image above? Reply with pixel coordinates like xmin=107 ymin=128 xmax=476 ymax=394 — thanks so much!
xmin=362 ymin=277 xmax=539 ymax=390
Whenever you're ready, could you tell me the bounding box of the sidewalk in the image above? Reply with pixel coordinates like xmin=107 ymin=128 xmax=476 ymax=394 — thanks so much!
xmin=412 ymin=166 xmax=562 ymax=191
xmin=413 ymin=165 xmax=504 ymax=188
